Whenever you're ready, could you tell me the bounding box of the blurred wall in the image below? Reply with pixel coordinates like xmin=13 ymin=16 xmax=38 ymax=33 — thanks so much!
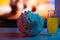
xmin=0 ymin=0 xmax=55 ymax=19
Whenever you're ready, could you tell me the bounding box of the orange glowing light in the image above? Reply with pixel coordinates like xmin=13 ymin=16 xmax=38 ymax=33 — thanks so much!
xmin=0 ymin=0 xmax=10 ymax=5
xmin=0 ymin=0 xmax=11 ymax=15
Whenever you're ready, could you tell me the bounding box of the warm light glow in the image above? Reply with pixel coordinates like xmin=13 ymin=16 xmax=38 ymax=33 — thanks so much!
xmin=27 ymin=0 xmax=55 ymax=19
xmin=0 ymin=5 xmax=12 ymax=15
xmin=0 ymin=0 xmax=11 ymax=15
xmin=17 ymin=3 xmax=24 ymax=10
xmin=0 ymin=0 xmax=55 ymax=19
xmin=0 ymin=0 xmax=10 ymax=5
xmin=37 ymin=4 xmax=47 ymax=11
xmin=28 ymin=0 xmax=37 ymax=5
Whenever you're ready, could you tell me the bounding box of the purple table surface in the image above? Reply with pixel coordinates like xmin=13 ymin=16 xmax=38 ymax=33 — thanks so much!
xmin=0 ymin=28 xmax=60 ymax=40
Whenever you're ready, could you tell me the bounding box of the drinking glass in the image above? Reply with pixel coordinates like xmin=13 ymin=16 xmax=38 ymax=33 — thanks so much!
xmin=47 ymin=10 xmax=58 ymax=35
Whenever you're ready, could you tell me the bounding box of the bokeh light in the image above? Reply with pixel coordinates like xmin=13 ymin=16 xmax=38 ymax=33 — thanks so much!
xmin=0 ymin=0 xmax=55 ymax=19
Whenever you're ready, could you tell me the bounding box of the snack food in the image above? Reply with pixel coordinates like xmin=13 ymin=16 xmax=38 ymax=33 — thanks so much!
xmin=17 ymin=11 xmax=44 ymax=36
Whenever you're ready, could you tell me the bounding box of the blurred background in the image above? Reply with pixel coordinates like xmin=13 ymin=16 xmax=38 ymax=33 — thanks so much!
xmin=0 ymin=0 xmax=55 ymax=27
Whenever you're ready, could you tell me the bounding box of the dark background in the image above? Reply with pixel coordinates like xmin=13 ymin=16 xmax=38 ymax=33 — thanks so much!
xmin=0 ymin=19 xmax=47 ymax=28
